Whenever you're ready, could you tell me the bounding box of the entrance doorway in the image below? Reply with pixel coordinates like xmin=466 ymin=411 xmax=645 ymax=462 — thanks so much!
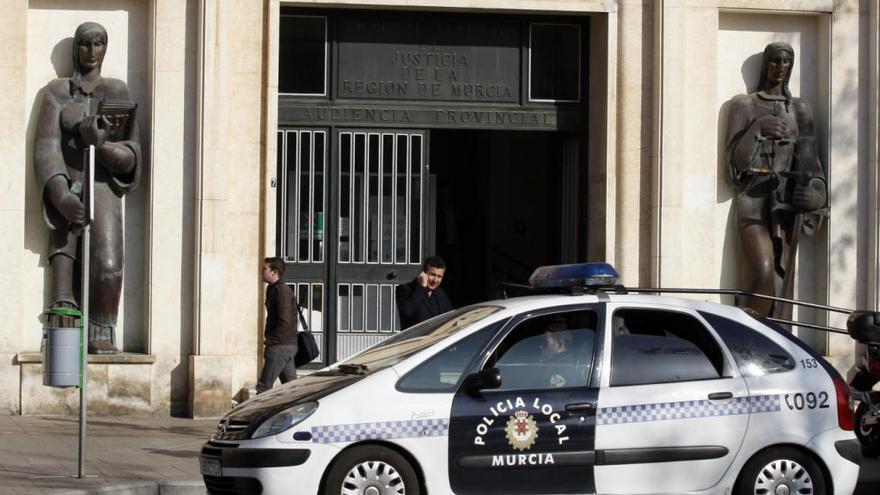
xmin=430 ymin=130 xmax=586 ymax=307
xmin=276 ymin=128 xmax=586 ymax=365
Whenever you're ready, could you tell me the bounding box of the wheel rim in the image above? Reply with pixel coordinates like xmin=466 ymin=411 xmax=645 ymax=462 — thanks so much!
xmin=859 ymin=408 xmax=877 ymax=437
xmin=860 ymin=418 xmax=875 ymax=437
xmin=341 ymin=460 xmax=406 ymax=495
xmin=753 ymin=459 xmax=813 ymax=495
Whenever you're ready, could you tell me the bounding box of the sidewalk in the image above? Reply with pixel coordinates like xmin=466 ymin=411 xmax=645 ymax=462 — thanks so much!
xmin=0 ymin=415 xmax=216 ymax=495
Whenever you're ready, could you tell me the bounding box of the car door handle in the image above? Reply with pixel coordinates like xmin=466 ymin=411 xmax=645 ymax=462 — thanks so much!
xmin=565 ymin=402 xmax=596 ymax=413
xmin=708 ymin=392 xmax=734 ymax=401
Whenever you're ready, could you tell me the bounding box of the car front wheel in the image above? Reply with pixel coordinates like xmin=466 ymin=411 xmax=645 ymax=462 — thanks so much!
xmin=735 ymin=447 xmax=825 ymax=495
xmin=324 ymin=445 xmax=420 ymax=495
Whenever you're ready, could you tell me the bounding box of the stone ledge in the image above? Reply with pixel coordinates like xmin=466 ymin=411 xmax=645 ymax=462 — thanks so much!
xmin=16 ymin=352 xmax=156 ymax=364
xmin=19 ymin=355 xmax=156 ymax=415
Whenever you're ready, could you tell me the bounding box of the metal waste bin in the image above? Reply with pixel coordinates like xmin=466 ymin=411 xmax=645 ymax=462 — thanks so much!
xmin=42 ymin=326 xmax=81 ymax=388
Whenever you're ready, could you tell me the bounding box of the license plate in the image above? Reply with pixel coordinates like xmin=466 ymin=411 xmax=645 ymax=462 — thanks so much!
xmin=200 ymin=458 xmax=222 ymax=476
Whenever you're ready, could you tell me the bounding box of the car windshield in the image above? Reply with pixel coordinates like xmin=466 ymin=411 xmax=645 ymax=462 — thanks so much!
xmin=336 ymin=305 xmax=503 ymax=372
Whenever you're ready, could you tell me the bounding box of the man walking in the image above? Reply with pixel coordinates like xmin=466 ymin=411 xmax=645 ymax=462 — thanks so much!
xmin=395 ymin=256 xmax=453 ymax=328
xmin=257 ymin=257 xmax=298 ymax=394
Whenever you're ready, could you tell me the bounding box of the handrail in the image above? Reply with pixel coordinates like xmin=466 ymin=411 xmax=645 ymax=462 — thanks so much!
xmin=626 ymin=287 xmax=853 ymax=314
xmin=497 ymin=282 xmax=856 ymax=335
xmin=626 ymin=287 xmax=853 ymax=335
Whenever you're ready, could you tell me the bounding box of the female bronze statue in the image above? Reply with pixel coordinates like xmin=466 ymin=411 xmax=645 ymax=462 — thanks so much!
xmin=726 ymin=42 xmax=827 ymax=317
xmin=33 ymin=22 xmax=141 ymax=353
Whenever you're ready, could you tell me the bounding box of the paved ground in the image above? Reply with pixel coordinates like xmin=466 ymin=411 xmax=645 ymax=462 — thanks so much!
xmin=0 ymin=414 xmax=878 ymax=494
xmin=856 ymin=453 xmax=880 ymax=494
xmin=0 ymin=415 xmax=215 ymax=494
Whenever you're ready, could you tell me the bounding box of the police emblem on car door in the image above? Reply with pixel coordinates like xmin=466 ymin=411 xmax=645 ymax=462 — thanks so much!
xmin=449 ymin=308 xmax=601 ymax=494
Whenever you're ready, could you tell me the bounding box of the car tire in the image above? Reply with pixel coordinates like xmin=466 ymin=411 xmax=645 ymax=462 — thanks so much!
xmin=735 ymin=447 xmax=825 ymax=495
xmin=323 ymin=445 xmax=420 ymax=495
xmin=855 ymin=401 xmax=880 ymax=457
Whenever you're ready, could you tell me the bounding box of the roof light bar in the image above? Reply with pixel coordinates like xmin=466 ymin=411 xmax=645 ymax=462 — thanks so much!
xmin=529 ymin=263 xmax=620 ymax=290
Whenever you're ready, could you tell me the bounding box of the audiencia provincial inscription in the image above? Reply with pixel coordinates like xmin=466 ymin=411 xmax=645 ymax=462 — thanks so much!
xmin=280 ymin=105 xmax=572 ymax=130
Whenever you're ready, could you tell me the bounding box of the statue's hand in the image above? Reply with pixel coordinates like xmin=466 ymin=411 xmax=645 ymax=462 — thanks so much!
xmin=78 ymin=115 xmax=109 ymax=146
xmin=56 ymin=192 xmax=85 ymax=225
xmin=792 ymin=184 xmax=824 ymax=211
xmin=758 ymin=115 xmax=788 ymax=140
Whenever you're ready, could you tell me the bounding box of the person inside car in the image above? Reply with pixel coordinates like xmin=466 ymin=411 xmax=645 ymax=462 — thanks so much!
xmin=539 ymin=316 xmax=578 ymax=388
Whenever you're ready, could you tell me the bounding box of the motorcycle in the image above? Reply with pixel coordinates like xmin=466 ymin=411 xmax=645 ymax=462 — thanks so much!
xmin=846 ymin=310 xmax=880 ymax=457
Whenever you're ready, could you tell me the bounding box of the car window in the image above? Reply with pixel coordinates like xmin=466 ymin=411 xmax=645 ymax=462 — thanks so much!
xmin=338 ymin=306 xmax=503 ymax=372
xmin=485 ymin=310 xmax=598 ymax=390
xmin=699 ymin=311 xmax=795 ymax=376
xmin=611 ymin=308 xmax=725 ymax=386
xmin=397 ymin=320 xmax=506 ymax=392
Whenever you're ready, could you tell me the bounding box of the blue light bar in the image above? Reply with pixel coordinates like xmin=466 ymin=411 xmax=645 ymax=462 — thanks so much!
xmin=529 ymin=263 xmax=620 ymax=289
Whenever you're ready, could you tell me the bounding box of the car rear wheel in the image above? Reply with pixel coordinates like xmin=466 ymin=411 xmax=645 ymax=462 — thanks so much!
xmin=736 ymin=447 xmax=825 ymax=495
xmin=855 ymin=400 xmax=880 ymax=457
xmin=324 ymin=445 xmax=420 ymax=495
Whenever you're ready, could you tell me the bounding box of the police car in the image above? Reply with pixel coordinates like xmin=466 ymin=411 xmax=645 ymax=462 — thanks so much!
xmin=201 ymin=263 xmax=860 ymax=495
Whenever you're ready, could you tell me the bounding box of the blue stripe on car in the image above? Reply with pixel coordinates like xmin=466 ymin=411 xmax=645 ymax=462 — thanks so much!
xmin=597 ymin=395 xmax=781 ymax=425
xmin=311 ymin=418 xmax=450 ymax=443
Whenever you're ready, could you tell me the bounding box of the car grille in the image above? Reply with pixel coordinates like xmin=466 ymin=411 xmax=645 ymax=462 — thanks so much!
xmin=213 ymin=418 xmax=251 ymax=441
xmin=203 ymin=475 xmax=262 ymax=494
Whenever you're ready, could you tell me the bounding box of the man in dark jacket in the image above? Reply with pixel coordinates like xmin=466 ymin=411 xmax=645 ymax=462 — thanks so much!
xmin=395 ymin=256 xmax=453 ymax=329
xmin=256 ymin=257 xmax=298 ymax=393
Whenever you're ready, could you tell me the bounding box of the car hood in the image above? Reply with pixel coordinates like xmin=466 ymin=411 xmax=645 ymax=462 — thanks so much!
xmin=211 ymin=370 xmax=364 ymax=441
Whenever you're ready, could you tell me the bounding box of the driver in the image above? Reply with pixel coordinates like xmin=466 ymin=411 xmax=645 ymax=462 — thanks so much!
xmin=539 ymin=316 xmax=578 ymax=388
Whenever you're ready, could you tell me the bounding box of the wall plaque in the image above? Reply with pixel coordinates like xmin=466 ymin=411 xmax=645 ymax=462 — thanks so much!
xmin=337 ymin=15 xmax=521 ymax=103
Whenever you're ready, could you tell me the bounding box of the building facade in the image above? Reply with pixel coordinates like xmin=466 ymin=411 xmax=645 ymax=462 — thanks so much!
xmin=0 ymin=0 xmax=877 ymax=417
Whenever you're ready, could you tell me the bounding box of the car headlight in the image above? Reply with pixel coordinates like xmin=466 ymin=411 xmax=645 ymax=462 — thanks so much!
xmin=251 ymin=402 xmax=318 ymax=439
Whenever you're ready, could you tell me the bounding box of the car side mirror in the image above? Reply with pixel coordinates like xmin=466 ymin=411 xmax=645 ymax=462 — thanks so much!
xmin=462 ymin=367 xmax=502 ymax=396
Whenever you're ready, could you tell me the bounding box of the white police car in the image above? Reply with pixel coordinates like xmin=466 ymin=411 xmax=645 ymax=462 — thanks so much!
xmin=201 ymin=263 xmax=860 ymax=495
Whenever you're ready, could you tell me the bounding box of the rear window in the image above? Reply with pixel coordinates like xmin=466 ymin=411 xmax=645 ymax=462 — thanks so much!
xmin=611 ymin=308 xmax=726 ymax=386
xmin=699 ymin=311 xmax=795 ymax=376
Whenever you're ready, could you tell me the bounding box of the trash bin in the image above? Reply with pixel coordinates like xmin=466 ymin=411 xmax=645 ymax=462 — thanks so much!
xmin=42 ymin=308 xmax=82 ymax=388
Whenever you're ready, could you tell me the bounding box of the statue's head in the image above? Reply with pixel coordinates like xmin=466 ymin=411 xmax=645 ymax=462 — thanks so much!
xmin=72 ymin=22 xmax=108 ymax=77
xmin=757 ymin=42 xmax=794 ymax=100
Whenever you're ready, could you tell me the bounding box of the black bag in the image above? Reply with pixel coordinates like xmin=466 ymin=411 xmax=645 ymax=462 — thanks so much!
xmin=294 ymin=304 xmax=320 ymax=367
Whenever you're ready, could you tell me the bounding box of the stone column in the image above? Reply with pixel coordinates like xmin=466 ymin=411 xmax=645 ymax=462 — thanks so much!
xmin=189 ymin=0 xmax=264 ymax=418
xmin=614 ymin=0 xmax=655 ymax=286
xmin=0 ymin=0 xmax=28 ymax=414
xmin=148 ymin=0 xmax=199 ymax=415
xmin=869 ymin=0 xmax=880 ymax=310
xmin=826 ymin=1 xmax=872 ymax=370
xmin=654 ymin=0 xmax=722 ymax=290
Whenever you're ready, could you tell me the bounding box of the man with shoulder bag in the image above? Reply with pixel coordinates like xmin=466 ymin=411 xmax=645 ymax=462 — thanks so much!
xmin=257 ymin=257 xmax=298 ymax=394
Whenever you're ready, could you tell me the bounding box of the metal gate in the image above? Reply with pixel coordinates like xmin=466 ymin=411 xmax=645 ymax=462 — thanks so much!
xmin=277 ymin=129 xmax=429 ymax=364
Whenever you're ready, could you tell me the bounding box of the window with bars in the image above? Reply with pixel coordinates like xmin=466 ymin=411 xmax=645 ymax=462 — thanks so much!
xmin=337 ymin=283 xmax=400 ymax=333
xmin=278 ymin=130 xmax=326 ymax=263
xmin=338 ymin=132 xmax=423 ymax=265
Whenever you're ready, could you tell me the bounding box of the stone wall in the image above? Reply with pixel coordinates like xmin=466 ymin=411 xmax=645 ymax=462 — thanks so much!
xmin=0 ymin=0 xmax=876 ymax=415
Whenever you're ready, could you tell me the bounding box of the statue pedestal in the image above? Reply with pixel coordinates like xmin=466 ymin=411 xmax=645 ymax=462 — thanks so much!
xmin=16 ymin=352 xmax=155 ymax=415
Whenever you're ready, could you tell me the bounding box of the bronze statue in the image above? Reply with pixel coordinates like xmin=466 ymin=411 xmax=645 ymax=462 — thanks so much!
xmin=726 ymin=42 xmax=828 ymax=318
xmin=33 ymin=22 xmax=142 ymax=354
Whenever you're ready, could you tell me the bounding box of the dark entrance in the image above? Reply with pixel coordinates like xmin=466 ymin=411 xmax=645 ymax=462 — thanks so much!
xmin=430 ymin=130 xmax=586 ymax=307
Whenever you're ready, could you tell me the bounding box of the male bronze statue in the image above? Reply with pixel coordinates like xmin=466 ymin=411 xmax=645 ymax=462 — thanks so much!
xmin=33 ymin=22 xmax=142 ymax=354
xmin=725 ymin=42 xmax=828 ymax=318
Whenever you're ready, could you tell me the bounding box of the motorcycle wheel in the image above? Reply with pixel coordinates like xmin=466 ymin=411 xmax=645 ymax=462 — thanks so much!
xmin=855 ymin=400 xmax=880 ymax=457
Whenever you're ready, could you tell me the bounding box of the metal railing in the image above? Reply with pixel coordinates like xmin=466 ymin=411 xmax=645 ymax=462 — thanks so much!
xmin=498 ymin=282 xmax=855 ymax=335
